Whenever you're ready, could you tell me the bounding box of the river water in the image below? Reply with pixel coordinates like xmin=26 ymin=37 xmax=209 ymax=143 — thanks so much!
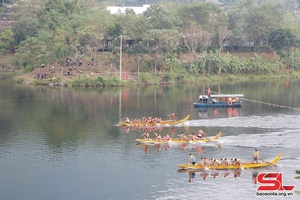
xmin=0 ymin=78 xmax=299 ymax=200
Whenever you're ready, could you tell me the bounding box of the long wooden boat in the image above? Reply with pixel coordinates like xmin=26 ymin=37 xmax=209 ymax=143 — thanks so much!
xmin=194 ymin=94 xmax=244 ymax=108
xmin=119 ymin=114 xmax=190 ymax=127
xmin=178 ymin=153 xmax=281 ymax=170
xmin=135 ymin=132 xmax=222 ymax=144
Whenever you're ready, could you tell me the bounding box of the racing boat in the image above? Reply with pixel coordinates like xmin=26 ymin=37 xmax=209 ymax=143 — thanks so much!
xmin=119 ymin=115 xmax=190 ymax=127
xmin=135 ymin=131 xmax=222 ymax=144
xmin=177 ymin=153 xmax=281 ymax=170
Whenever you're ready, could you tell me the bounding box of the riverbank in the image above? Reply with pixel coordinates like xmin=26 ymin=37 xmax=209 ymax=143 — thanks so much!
xmin=1 ymin=52 xmax=300 ymax=87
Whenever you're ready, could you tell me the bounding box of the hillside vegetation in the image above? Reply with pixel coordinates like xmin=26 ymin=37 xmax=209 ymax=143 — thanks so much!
xmin=1 ymin=0 xmax=300 ymax=86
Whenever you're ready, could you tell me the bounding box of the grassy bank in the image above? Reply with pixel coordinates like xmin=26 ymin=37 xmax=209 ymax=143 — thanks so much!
xmin=13 ymin=70 xmax=300 ymax=88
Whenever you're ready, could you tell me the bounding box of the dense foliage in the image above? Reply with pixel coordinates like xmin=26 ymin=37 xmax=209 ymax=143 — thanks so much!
xmin=1 ymin=0 xmax=300 ymax=81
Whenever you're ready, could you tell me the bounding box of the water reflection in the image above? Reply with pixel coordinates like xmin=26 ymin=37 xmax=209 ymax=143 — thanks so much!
xmin=189 ymin=171 xmax=196 ymax=182
xmin=119 ymin=125 xmax=167 ymax=134
xmin=197 ymin=107 xmax=241 ymax=119
xmin=252 ymin=171 xmax=259 ymax=184
xmin=179 ymin=169 xmax=262 ymax=185
xmin=178 ymin=169 xmax=243 ymax=182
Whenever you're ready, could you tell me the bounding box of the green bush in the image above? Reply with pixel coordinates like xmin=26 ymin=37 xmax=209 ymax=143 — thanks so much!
xmin=176 ymin=74 xmax=184 ymax=82
xmin=139 ymin=73 xmax=160 ymax=85
xmin=95 ymin=76 xmax=106 ymax=87
xmin=162 ymin=73 xmax=171 ymax=82
xmin=14 ymin=76 xmax=24 ymax=83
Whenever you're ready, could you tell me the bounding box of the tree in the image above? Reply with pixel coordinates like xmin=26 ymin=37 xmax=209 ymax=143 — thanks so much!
xmin=143 ymin=4 xmax=180 ymax=30
xmin=216 ymin=26 xmax=231 ymax=55
xmin=178 ymin=2 xmax=223 ymax=34
xmin=13 ymin=19 xmax=39 ymax=45
xmin=182 ymin=21 xmax=211 ymax=71
xmin=127 ymin=42 xmax=150 ymax=78
xmin=241 ymin=0 xmax=284 ymax=50
xmin=267 ymin=29 xmax=299 ymax=57
xmin=143 ymin=29 xmax=180 ymax=74
xmin=227 ymin=0 xmax=285 ymax=51
xmin=0 ymin=29 xmax=14 ymax=51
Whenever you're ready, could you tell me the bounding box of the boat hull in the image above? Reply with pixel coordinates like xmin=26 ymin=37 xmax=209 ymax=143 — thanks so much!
xmin=178 ymin=154 xmax=281 ymax=170
xmin=136 ymin=132 xmax=221 ymax=144
xmin=193 ymin=102 xmax=242 ymax=108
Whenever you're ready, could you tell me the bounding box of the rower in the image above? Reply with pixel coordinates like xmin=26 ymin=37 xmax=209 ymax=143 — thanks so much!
xmin=190 ymin=133 xmax=198 ymax=140
xmin=125 ymin=117 xmax=130 ymax=123
xmin=154 ymin=132 xmax=162 ymax=141
xmin=234 ymin=158 xmax=242 ymax=165
xmin=142 ymin=131 xmax=150 ymax=140
xmin=213 ymin=159 xmax=221 ymax=168
xmin=197 ymin=129 xmax=206 ymax=138
xmin=168 ymin=113 xmax=176 ymax=120
xmin=224 ymin=158 xmax=230 ymax=165
xmin=230 ymin=158 xmax=235 ymax=165
xmin=178 ymin=132 xmax=188 ymax=141
xmin=163 ymin=134 xmax=170 ymax=141
xmin=201 ymin=157 xmax=208 ymax=167
xmin=220 ymin=158 xmax=225 ymax=165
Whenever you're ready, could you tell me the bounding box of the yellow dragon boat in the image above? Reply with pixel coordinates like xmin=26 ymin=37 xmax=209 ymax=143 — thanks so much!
xmin=177 ymin=153 xmax=281 ymax=170
xmin=135 ymin=131 xmax=222 ymax=144
xmin=119 ymin=115 xmax=190 ymax=127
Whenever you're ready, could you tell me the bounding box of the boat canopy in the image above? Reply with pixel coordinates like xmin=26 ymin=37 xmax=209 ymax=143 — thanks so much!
xmin=210 ymin=94 xmax=244 ymax=98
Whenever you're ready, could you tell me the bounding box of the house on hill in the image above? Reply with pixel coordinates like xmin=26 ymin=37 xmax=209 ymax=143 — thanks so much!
xmin=107 ymin=4 xmax=150 ymax=15
xmin=205 ymin=0 xmax=224 ymax=6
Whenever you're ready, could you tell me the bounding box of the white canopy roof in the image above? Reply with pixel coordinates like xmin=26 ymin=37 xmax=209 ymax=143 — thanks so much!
xmin=210 ymin=94 xmax=244 ymax=98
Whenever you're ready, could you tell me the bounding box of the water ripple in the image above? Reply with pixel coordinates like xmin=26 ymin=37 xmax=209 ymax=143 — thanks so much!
xmin=186 ymin=114 xmax=300 ymax=129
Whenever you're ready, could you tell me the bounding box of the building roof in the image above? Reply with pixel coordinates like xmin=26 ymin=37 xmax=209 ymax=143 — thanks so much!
xmin=205 ymin=0 xmax=224 ymax=6
xmin=210 ymin=94 xmax=244 ymax=98
xmin=107 ymin=4 xmax=150 ymax=15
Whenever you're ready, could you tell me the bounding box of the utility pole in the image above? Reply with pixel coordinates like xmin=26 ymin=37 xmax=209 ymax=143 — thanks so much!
xmin=119 ymin=35 xmax=122 ymax=81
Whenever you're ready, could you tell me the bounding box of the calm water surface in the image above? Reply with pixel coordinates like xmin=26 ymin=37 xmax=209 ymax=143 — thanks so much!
xmin=0 ymin=78 xmax=299 ymax=200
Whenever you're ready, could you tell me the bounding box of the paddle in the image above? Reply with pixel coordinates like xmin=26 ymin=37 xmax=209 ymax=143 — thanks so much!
xmin=240 ymin=163 xmax=244 ymax=170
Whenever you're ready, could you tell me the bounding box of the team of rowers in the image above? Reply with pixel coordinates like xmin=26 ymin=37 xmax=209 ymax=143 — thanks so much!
xmin=188 ymin=149 xmax=260 ymax=168
xmin=142 ymin=129 xmax=208 ymax=141
xmin=125 ymin=117 xmax=163 ymax=124
xmin=189 ymin=153 xmax=242 ymax=168
xmin=124 ymin=113 xmax=176 ymax=124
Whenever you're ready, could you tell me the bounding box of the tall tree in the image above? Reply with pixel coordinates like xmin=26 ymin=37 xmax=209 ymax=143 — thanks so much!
xmin=178 ymin=2 xmax=224 ymax=34
xmin=182 ymin=21 xmax=211 ymax=69
xmin=216 ymin=26 xmax=231 ymax=55
xmin=267 ymin=29 xmax=299 ymax=57
xmin=143 ymin=4 xmax=180 ymax=30
xmin=143 ymin=29 xmax=180 ymax=74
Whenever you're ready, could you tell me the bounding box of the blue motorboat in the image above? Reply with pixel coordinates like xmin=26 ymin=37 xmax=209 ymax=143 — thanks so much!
xmin=193 ymin=94 xmax=244 ymax=108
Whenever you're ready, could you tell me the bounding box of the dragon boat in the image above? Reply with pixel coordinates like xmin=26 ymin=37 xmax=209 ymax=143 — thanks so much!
xmin=119 ymin=115 xmax=190 ymax=127
xmin=135 ymin=132 xmax=222 ymax=144
xmin=177 ymin=153 xmax=281 ymax=170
